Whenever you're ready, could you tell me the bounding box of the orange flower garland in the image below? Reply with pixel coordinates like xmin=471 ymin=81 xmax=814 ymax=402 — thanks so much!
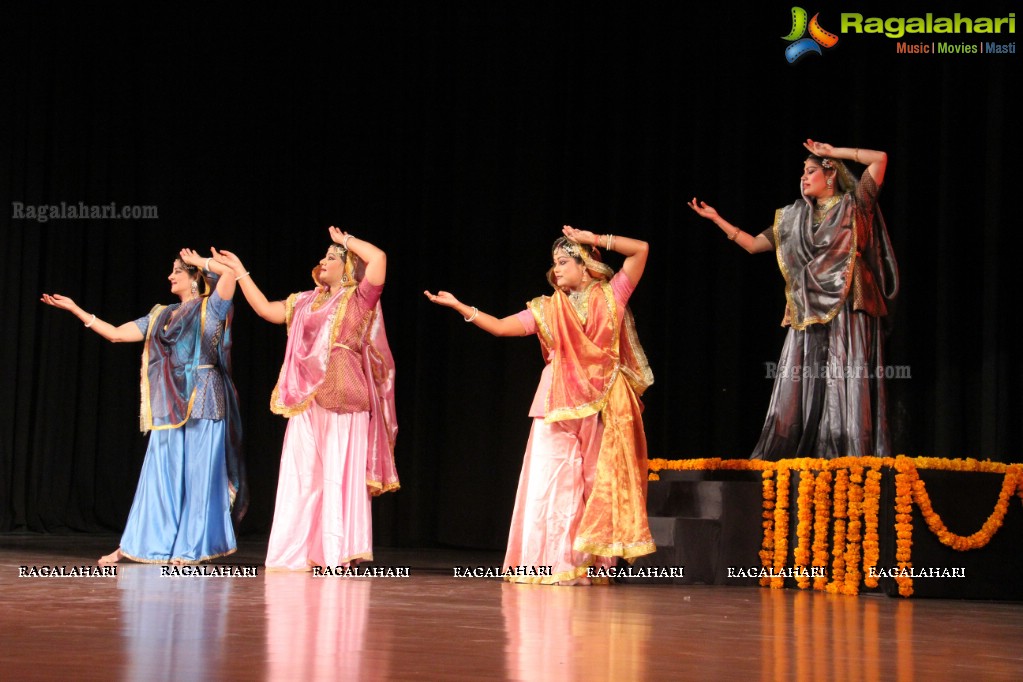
xmin=811 ymin=470 xmax=832 ymax=591
xmin=910 ymin=463 xmax=1022 ymax=551
xmin=772 ymin=467 xmax=791 ymax=589
xmin=826 ymin=468 xmax=848 ymax=594
xmin=793 ymin=470 xmax=814 ymax=589
xmin=646 ymin=456 xmax=1023 ymax=598
xmin=861 ymin=467 xmax=882 ymax=588
xmin=760 ymin=470 xmax=776 ymax=587
xmin=893 ymin=459 xmax=915 ymax=597
xmin=840 ymin=465 xmax=864 ymax=595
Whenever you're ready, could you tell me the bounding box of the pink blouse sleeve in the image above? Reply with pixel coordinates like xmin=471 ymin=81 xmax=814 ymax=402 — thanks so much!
xmin=515 ymin=309 xmax=537 ymax=335
xmin=610 ymin=270 xmax=636 ymax=308
xmin=355 ymin=279 xmax=384 ymax=310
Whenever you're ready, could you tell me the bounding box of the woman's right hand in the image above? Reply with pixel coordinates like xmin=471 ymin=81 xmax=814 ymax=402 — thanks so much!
xmin=423 ymin=290 xmax=461 ymax=308
xmin=688 ymin=197 xmax=720 ymax=222
xmin=40 ymin=293 xmax=78 ymax=313
xmin=212 ymin=248 xmax=246 ymax=276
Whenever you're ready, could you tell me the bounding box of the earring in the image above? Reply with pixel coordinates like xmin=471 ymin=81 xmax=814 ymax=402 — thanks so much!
xmin=826 ymin=178 xmax=834 ymax=188
xmin=190 ymin=280 xmax=199 ymax=297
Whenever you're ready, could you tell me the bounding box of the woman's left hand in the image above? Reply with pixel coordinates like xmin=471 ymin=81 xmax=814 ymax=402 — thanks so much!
xmin=40 ymin=293 xmax=78 ymax=312
xmin=562 ymin=225 xmax=597 ymax=246
xmin=423 ymin=290 xmax=461 ymax=308
xmin=803 ymin=139 xmax=834 ymax=157
xmin=328 ymin=225 xmax=351 ymax=245
xmin=179 ymin=248 xmax=205 ymax=269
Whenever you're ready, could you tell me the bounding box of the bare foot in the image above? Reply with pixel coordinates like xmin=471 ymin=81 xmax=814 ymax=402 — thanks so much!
xmin=555 ymin=576 xmax=591 ymax=587
xmin=98 ymin=548 xmax=123 ymax=565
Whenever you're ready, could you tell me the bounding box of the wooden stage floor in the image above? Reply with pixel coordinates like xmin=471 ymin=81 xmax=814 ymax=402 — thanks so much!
xmin=2 ymin=535 xmax=1022 ymax=681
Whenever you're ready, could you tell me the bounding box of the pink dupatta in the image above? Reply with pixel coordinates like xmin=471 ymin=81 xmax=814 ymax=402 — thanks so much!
xmin=271 ymin=285 xmax=399 ymax=495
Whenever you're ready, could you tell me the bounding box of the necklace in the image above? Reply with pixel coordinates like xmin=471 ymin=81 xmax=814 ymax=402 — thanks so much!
xmin=566 ymin=281 xmax=595 ymax=321
xmin=813 ymin=195 xmax=841 ymax=225
xmin=311 ymin=288 xmax=334 ymax=311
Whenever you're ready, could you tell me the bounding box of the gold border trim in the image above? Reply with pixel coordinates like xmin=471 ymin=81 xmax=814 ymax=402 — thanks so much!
xmin=120 ymin=546 xmax=237 ymax=565
xmin=776 ymin=199 xmax=858 ymax=331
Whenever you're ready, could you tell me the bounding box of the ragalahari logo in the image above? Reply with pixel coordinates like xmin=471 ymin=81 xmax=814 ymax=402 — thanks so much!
xmin=783 ymin=7 xmax=839 ymax=63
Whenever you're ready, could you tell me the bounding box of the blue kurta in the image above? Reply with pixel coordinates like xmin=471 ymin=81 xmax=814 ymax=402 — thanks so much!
xmin=119 ymin=290 xmax=238 ymax=563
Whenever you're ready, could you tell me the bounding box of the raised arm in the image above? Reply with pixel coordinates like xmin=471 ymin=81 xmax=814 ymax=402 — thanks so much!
xmin=804 ymin=139 xmax=887 ymax=186
xmin=179 ymin=247 xmax=236 ymax=301
xmin=561 ymin=225 xmax=650 ymax=285
xmin=688 ymin=198 xmax=773 ymax=255
xmin=212 ymin=248 xmax=287 ymax=325
xmin=40 ymin=293 xmax=144 ymax=343
xmin=329 ymin=226 xmax=386 ymax=286
xmin=423 ymin=290 xmax=529 ymax=337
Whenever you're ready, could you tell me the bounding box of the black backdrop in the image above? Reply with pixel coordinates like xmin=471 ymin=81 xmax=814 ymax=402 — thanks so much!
xmin=2 ymin=2 xmax=1018 ymax=549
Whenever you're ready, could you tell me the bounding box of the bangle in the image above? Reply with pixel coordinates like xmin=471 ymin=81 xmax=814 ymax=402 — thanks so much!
xmin=463 ymin=306 xmax=479 ymax=323
xmin=84 ymin=313 xmax=96 ymax=328
xmin=854 ymin=148 xmax=861 ymax=163
xmin=342 ymin=234 xmax=352 ymax=250
xmin=236 ymin=271 xmax=251 ymax=281
xmin=203 ymin=257 xmax=212 ymax=272
xmin=728 ymin=229 xmax=741 ymax=241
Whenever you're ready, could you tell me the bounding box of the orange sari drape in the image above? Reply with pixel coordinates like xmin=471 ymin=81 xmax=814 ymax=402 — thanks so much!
xmin=527 ymin=281 xmax=655 ymax=560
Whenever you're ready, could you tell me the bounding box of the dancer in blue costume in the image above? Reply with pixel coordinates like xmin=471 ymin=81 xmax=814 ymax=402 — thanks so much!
xmin=42 ymin=248 xmax=247 ymax=564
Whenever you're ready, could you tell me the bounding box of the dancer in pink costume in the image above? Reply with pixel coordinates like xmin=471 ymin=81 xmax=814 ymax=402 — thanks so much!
xmin=216 ymin=227 xmax=398 ymax=570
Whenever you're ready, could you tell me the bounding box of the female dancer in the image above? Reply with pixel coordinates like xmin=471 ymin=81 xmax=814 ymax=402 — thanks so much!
xmin=215 ymin=227 xmax=397 ymax=570
xmin=689 ymin=139 xmax=898 ymax=460
xmin=426 ymin=225 xmax=655 ymax=585
xmin=41 ymin=249 xmax=245 ymax=564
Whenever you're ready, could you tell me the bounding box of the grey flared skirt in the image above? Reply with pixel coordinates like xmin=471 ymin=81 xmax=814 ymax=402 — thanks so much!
xmin=751 ymin=305 xmax=891 ymax=461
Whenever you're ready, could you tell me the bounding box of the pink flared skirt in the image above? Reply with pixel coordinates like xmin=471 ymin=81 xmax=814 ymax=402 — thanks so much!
xmin=265 ymin=404 xmax=373 ymax=570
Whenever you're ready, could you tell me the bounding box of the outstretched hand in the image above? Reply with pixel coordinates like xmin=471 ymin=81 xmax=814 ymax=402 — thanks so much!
xmin=687 ymin=197 xmax=720 ymax=221
xmin=40 ymin=293 xmax=77 ymax=311
xmin=803 ymin=138 xmax=834 ymax=157
xmin=423 ymin=290 xmax=461 ymax=308
xmin=212 ymin=248 xmax=245 ymax=275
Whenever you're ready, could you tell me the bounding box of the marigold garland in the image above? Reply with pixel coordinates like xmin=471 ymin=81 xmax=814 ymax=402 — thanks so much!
xmin=772 ymin=468 xmax=791 ymax=589
xmin=793 ymin=470 xmax=814 ymax=589
xmin=811 ymin=470 xmax=832 ymax=591
xmin=911 ymin=464 xmax=1021 ymax=551
xmin=760 ymin=470 xmax=775 ymax=587
xmin=826 ymin=468 xmax=848 ymax=595
xmin=861 ymin=468 xmax=882 ymax=588
xmin=893 ymin=460 xmax=915 ymax=597
xmin=841 ymin=466 xmax=864 ymax=596
xmin=648 ymin=455 xmax=1023 ymax=598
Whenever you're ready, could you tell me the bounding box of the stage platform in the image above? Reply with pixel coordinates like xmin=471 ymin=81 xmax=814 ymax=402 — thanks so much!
xmin=2 ymin=534 xmax=1023 ymax=680
xmin=641 ymin=458 xmax=1023 ymax=600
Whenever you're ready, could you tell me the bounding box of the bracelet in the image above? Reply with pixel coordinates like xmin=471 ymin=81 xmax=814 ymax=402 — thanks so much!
xmin=204 ymin=257 xmax=212 ymax=272
xmin=342 ymin=234 xmax=352 ymax=250
xmin=463 ymin=306 xmax=479 ymax=323
xmin=854 ymin=148 xmax=861 ymax=163
xmin=609 ymin=234 xmax=615 ymax=251
xmin=728 ymin=229 xmax=741 ymax=241
xmin=84 ymin=313 xmax=96 ymax=328
xmin=236 ymin=271 xmax=251 ymax=281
